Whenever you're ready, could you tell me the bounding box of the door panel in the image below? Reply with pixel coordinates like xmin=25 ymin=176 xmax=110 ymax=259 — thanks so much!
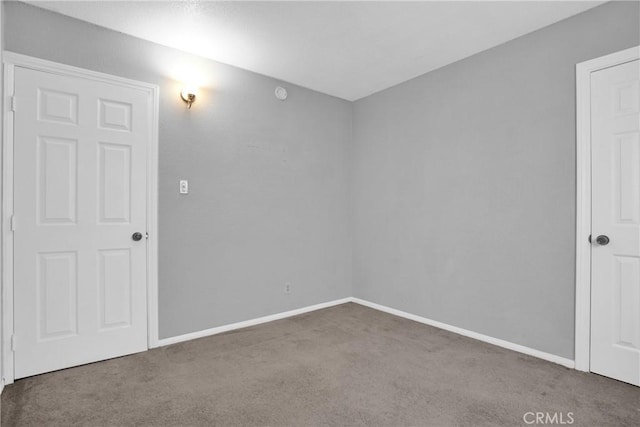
xmin=38 ymin=136 xmax=78 ymax=224
xmin=38 ymin=89 xmax=78 ymax=125
xmin=591 ymin=59 xmax=640 ymax=386
xmin=98 ymin=248 xmax=132 ymax=330
xmin=13 ymin=67 xmax=150 ymax=379
xmin=37 ymin=251 xmax=78 ymax=340
xmin=98 ymin=142 xmax=132 ymax=223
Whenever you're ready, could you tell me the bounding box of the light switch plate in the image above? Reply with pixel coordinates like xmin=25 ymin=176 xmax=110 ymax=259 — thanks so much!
xmin=179 ymin=180 xmax=189 ymax=194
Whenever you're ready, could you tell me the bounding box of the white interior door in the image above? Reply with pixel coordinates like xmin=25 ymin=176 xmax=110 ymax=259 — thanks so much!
xmin=13 ymin=66 xmax=150 ymax=379
xmin=591 ymin=59 xmax=640 ymax=386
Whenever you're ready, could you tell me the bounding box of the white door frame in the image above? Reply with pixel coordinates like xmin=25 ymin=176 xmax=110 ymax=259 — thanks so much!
xmin=1 ymin=52 xmax=160 ymax=385
xmin=575 ymin=45 xmax=640 ymax=372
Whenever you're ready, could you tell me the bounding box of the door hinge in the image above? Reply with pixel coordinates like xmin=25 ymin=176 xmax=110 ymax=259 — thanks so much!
xmin=10 ymin=96 xmax=17 ymax=112
xmin=11 ymin=334 xmax=16 ymax=351
xmin=10 ymin=215 xmax=16 ymax=232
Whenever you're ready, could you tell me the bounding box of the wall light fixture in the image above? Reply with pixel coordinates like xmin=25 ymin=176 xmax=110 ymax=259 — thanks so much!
xmin=180 ymin=86 xmax=197 ymax=109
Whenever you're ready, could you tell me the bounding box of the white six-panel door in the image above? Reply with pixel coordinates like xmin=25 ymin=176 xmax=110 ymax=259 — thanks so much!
xmin=13 ymin=66 xmax=150 ymax=379
xmin=590 ymin=59 xmax=640 ymax=386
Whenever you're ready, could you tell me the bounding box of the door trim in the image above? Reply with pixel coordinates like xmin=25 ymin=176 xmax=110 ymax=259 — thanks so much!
xmin=1 ymin=51 xmax=160 ymax=385
xmin=575 ymin=45 xmax=640 ymax=372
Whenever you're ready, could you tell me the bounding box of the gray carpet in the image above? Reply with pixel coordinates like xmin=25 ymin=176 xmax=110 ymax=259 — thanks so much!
xmin=2 ymin=302 xmax=639 ymax=426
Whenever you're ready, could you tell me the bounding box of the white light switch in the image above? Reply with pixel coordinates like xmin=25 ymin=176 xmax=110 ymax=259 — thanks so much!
xmin=179 ymin=180 xmax=189 ymax=194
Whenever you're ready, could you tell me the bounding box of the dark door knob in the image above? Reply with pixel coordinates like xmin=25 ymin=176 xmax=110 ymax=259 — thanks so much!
xmin=595 ymin=235 xmax=610 ymax=245
xmin=132 ymin=232 xmax=143 ymax=242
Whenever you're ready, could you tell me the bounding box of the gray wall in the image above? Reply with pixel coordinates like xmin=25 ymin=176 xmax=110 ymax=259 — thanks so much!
xmin=352 ymin=1 xmax=640 ymax=359
xmin=4 ymin=2 xmax=353 ymax=339
xmin=3 ymin=0 xmax=639 ymax=360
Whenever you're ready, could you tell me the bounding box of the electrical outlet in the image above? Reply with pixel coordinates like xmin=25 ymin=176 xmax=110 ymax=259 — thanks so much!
xmin=179 ymin=180 xmax=189 ymax=194
xmin=284 ymin=282 xmax=292 ymax=294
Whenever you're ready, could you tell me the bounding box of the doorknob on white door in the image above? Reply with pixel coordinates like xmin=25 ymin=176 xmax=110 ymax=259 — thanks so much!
xmin=593 ymin=235 xmax=610 ymax=246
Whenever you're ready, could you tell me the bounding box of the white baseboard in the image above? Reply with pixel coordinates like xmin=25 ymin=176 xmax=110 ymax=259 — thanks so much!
xmin=155 ymin=297 xmax=353 ymax=347
xmin=155 ymin=296 xmax=574 ymax=370
xmin=351 ymin=298 xmax=575 ymax=369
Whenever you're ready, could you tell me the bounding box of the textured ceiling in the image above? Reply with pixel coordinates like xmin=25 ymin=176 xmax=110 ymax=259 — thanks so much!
xmin=28 ymin=1 xmax=605 ymax=100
